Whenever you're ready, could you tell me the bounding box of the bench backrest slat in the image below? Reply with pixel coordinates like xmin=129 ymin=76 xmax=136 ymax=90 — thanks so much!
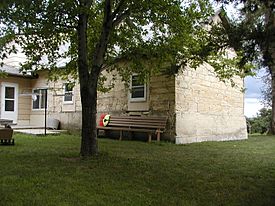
xmin=111 ymin=119 xmax=166 ymax=124
xmin=110 ymin=120 xmax=166 ymax=125
xmin=108 ymin=123 xmax=166 ymax=129
xmin=102 ymin=116 xmax=167 ymax=130
xmin=111 ymin=116 xmax=167 ymax=121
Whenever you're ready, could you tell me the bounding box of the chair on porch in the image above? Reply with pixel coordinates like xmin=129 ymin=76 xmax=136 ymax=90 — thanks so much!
xmin=0 ymin=125 xmax=14 ymax=145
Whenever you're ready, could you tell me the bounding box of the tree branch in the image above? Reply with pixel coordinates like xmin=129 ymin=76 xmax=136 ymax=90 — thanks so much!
xmin=112 ymin=9 xmax=130 ymax=27
xmin=53 ymin=22 xmax=77 ymax=30
xmin=104 ymin=0 xmax=113 ymax=24
xmin=111 ymin=0 xmax=126 ymax=19
xmin=92 ymin=0 xmax=113 ymax=72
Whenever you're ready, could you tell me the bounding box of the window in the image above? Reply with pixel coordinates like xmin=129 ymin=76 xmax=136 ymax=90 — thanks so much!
xmin=32 ymin=89 xmax=47 ymax=110
xmin=130 ymin=75 xmax=146 ymax=101
xmin=5 ymin=87 xmax=15 ymax=111
xmin=64 ymin=83 xmax=73 ymax=103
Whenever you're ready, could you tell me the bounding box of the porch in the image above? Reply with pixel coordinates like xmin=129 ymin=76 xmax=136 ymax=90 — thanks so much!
xmin=12 ymin=125 xmax=65 ymax=135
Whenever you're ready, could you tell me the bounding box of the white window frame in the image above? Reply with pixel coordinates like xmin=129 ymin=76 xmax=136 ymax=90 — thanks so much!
xmin=129 ymin=74 xmax=147 ymax=102
xmin=63 ymin=83 xmax=74 ymax=104
xmin=32 ymin=88 xmax=47 ymax=110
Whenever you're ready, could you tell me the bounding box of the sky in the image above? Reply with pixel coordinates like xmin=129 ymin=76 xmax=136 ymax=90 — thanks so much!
xmin=244 ymin=70 xmax=267 ymax=118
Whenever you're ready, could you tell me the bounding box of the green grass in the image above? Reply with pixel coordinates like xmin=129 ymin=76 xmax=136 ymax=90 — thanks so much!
xmin=1 ymin=134 xmax=275 ymax=206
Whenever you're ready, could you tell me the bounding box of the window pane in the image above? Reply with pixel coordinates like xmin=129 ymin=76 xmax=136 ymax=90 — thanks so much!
xmin=132 ymin=87 xmax=145 ymax=98
xmin=5 ymin=87 xmax=15 ymax=99
xmin=33 ymin=94 xmax=40 ymax=109
xmin=5 ymin=100 xmax=14 ymax=111
xmin=64 ymin=93 xmax=73 ymax=102
xmin=32 ymin=89 xmax=47 ymax=109
xmin=64 ymin=83 xmax=73 ymax=102
xmin=40 ymin=89 xmax=47 ymax=109
xmin=132 ymin=76 xmax=143 ymax=87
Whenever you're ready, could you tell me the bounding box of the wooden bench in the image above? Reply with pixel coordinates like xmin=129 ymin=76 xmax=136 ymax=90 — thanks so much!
xmin=97 ymin=116 xmax=167 ymax=142
xmin=0 ymin=128 xmax=14 ymax=145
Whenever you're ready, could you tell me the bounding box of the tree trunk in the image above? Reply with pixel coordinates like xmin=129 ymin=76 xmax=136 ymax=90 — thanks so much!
xmin=265 ymin=0 xmax=275 ymax=134
xmin=77 ymin=0 xmax=114 ymax=156
xmin=269 ymin=47 xmax=275 ymax=134
xmin=77 ymin=0 xmax=98 ymax=157
xmin=80 ymin=76 xmax=99 ymax=156
xmin=271 ymin=71 xmax=275 ymax=134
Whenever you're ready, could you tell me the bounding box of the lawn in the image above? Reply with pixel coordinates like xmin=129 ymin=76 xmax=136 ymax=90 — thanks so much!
xmin=1 ymin=134 xmax=275 ymax=206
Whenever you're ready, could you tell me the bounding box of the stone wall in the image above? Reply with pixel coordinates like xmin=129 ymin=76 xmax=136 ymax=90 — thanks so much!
xmin=30 ymin=66 xmax=247 ymax=144
xmin=97 ymin=73 xmax=128 ymax=115
xmin=149 ymin=75 xmax=175 ymax=140
xmin=28 ymin=70 xmax=82 ymax=129
xmin=175 ymin=63 xmax=247 ymax=144
xmin=46 ymin=77 xmax=82 ymax=130
xmin=97 ymin=72 xmax=176 ymax=140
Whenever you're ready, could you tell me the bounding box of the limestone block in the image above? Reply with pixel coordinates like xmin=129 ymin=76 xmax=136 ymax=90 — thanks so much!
xmin=188 ymin=102 xmax=198 ymax=113
xmin=175 ymin=112 xmax=247 ymax=144
xmin=197 ymin=103 xmax=210 ymax=113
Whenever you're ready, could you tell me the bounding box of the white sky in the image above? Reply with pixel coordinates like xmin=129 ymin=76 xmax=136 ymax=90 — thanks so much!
xmin=244 ymin=98 xmax=263 ymax=118
xmin=244 ymin=70 xmax=267 ymax=117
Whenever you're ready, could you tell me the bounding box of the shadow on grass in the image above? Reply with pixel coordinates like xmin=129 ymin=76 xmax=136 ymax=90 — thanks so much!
xmin=1 ymin=134 xmax=275 ymax=205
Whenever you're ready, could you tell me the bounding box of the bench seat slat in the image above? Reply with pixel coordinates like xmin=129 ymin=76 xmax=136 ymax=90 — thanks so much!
xmin=109 ymin=120 xmax=166 ymax=125
xmin=108 ymin=124 xmax=166 ymax=129
xmin=110 ymin=119 xmax=167 ymax=123
xmin=97 ymin=126 xmax=156 ymax=133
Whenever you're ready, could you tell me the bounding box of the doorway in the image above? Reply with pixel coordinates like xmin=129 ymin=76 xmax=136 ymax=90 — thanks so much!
xmin=1 ymin=82 xmax=18 ymax=123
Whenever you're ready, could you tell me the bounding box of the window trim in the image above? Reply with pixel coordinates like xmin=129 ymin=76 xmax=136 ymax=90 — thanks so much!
xmin=32 ymin=88 xmax=47 ymax=111
xmin=129 ymin=74 xmax=147 ymax=102
xmin=63 ymin=83 xmax=74 ymax=104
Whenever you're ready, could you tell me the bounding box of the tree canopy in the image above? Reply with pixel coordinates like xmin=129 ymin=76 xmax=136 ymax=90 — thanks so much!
xmin=247 ymin=107 xmax=271 ymax=134
xmin=0 ymin=0 xmax=246 ymax=156
xmin=214 ymin=0 xmax=275 ymax=132
xmin=1 ymin=0 xmax=214 ymax=76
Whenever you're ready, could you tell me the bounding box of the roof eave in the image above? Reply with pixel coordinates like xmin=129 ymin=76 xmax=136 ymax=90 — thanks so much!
xmin=6 ymin=73 xmax=38 ymax=79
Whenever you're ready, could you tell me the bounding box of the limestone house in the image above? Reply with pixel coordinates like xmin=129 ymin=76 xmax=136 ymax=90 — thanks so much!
xmin=0 ymin=61 xmax=247 ymax=143
xmin=96 ymin=65 xmax=247 ymax=144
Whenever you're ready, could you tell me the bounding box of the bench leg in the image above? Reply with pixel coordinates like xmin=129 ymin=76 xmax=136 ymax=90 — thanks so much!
xmin=119 ymin=131 xmax=122 ymax=141
xmin=148 ymin=133 xmax=152 ymax=143
xmin=130 ymin=131 xmax=134 ymax=140
xmin=157 ymin=132 xmax=160 ymax=142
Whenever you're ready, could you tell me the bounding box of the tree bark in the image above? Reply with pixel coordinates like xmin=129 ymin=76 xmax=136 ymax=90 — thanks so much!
xmin=76 ymin=0 xmax=128 ymax=156
xmin=77 ymin=0 xmax=98 ymax=156
xmin=271 ymin=71 xmax=275 ymax=134
xmin=80 ymin=75 xmax=99 ymax=156
xmin=265 ymin=0 xmax=275 ymax=134
xmin=77 ymin=0 xmax=114 ymax=156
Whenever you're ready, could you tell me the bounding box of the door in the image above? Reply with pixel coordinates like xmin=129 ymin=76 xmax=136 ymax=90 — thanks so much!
xmin=1 ymin=83 xmax=18 ymax=123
